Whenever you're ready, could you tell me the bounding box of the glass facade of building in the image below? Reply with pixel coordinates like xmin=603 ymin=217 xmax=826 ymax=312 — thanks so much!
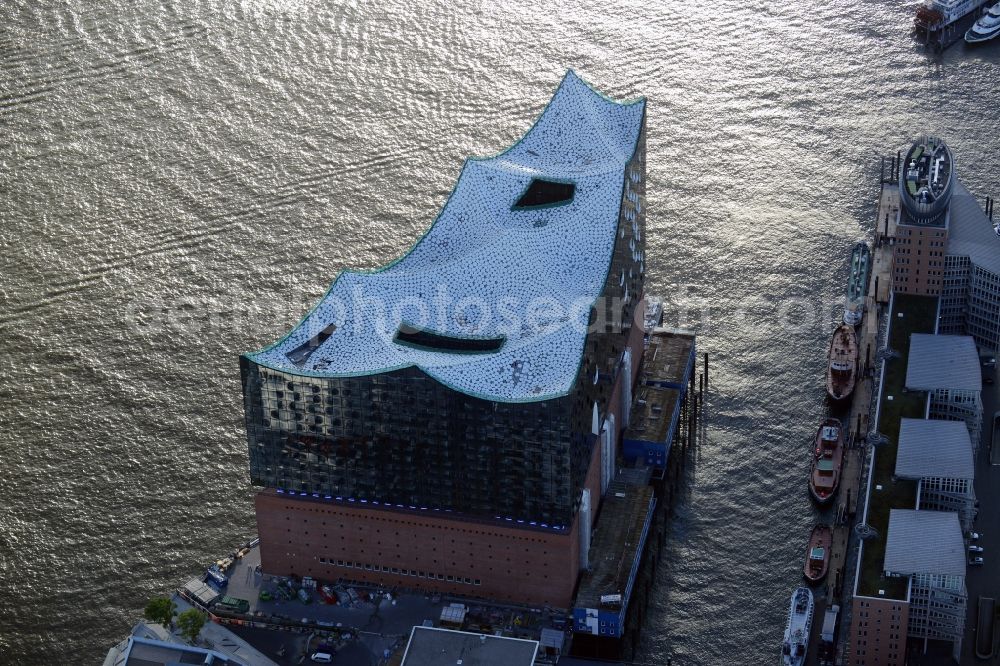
xmin=241 ymin=76 xmax=647 ymax=527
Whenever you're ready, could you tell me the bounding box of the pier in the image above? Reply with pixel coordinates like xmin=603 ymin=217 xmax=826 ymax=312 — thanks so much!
xmin=916 ymin=8 xmax=984 ymax=53
xmin=806 ymin=176 xmax=898 ymax=665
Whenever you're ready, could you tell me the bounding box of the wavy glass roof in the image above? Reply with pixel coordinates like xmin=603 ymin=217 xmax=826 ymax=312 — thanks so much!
xmin=247 ymin=71 xmax=646 ymax=402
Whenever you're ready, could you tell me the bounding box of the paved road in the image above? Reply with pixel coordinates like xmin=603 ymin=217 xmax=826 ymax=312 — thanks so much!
xmin=957 ymin=363 xmax=999 ymax=666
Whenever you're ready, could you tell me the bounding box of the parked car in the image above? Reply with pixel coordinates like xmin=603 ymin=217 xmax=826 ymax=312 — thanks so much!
xmin=310 ymin=654 xmax=333 ymax=664
xmin=970 ymin=556 xmax=984 ymax=566
xmin=968 ymin=532 xmax=982 ymax=541
xmin=969 ymin=545 xmax=984 ymax=553
xmin=981 ymin=355 xmax=997 ymax=369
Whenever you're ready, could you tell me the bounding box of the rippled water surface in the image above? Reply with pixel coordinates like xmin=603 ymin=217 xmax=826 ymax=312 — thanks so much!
xmin=2 ymin=1 xmax=1000 ymax=663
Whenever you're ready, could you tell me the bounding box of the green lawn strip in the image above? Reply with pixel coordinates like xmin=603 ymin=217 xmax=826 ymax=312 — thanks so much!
xmin=857 ymin=294 xmax=938 ymax=599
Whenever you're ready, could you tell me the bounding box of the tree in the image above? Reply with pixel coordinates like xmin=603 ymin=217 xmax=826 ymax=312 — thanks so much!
xmin=143 ymin=597 xmax=176 ymax=628
xmin=177 ymin=608 xmax=207 ymax=644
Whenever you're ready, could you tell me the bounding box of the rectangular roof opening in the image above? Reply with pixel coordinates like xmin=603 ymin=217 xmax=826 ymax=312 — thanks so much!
xmin=285 ymin=324 xmax=337 ymax=366
xmin=394 ymin=324 xmax=504 ymax=354
xmin=513 ymin=178 xmax=575 ymax=209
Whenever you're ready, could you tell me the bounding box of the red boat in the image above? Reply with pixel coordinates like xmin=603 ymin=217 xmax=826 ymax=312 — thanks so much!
xmin=803 ymin=524 xmax=832 ymax=584
xmin=826 ymin=324 xmax=858 ymax=404
xmin=810 ymin=418 xmax=844 ymax=505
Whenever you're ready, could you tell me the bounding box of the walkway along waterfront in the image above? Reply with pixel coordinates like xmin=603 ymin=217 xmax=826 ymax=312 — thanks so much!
xmin=804 ymin=165 xmax=898 ymax=665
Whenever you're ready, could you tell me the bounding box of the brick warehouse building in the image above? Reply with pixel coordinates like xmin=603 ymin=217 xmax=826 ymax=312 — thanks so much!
xmin=240 ymin=72 xmax=648 ymax=608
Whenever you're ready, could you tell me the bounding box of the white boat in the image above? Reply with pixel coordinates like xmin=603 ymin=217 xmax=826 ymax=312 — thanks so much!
xmin=966 ymin=2 xmax=1000 ymax=42
xmin=782 ymin=586 xmax=815 ymax=666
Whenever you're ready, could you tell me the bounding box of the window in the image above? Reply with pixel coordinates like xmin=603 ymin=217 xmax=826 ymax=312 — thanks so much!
xmin=512 ymin=178 xmax=575 ymax=209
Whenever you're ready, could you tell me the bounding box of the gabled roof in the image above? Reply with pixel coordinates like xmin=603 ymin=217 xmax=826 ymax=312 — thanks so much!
xmin=895 ymin=418 xmax=974 ymax=480
xmin=246 ymin=71 xmax=646 ymax=402
xmin=905 ymin=334 xmax=982 ymax=392
xmin=884 ymin=509 xmax=965 ymax=577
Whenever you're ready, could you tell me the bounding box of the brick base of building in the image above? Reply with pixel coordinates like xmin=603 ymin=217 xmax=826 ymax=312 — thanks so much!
xmin=254 ymin=490 xmax=582 ymax=608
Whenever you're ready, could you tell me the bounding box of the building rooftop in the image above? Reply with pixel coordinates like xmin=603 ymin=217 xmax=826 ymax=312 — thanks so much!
xmin=640 ymin=330 xmax=695 ymax=388
xmin=884 ymin=509 xmax=966 ymax=577
xmin=246 ymin=71 xmax=646 ymax=403
xmin=624 ymin=384 xmax=679 ymax=444
xmin=948 ymin=180 xmax=1000 ymax=276
xmin=182 ymin=578 xmax=220 ymax=607
xmin=895 ymin=418 xmax=974 ymax=480
xmin=574 ymin=478 xmax=655 ymax=609
xmin=905 ymin=333 xmax=982 ymax=392
xmin=898 ymin=136 xmax=954 ymax=224
xmin=105 ymin=635 xmax=249 ymax=666
xmin=400 ymin=626 xmax=538 ymax=666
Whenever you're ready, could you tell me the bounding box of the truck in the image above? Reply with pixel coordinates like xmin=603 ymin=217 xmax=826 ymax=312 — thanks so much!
xmin=215 ymin=596 xmax=250 ymax=614
xmin=817 ymin=605 xmax=839 ymax=665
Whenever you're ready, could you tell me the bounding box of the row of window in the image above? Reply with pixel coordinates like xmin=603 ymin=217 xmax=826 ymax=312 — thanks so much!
xmin=276 ymin=502 xmax=565 ymax=541
xmin=318 ymin=557 xmax=482 ymax=586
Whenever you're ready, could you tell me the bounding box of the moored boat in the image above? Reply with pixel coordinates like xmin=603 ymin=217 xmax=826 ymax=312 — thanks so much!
xmin=803 ymin=524 xmax=833 ymax=584
xmin=782 ymin=586 xmax=815 ymax=666
xmin=826 ymin=324 xmax=857 ymax=403
xmin=843 ymin=242 xmax=871 ymax=327
xmin=966 ymin=2 xmax=1000 ymax=42
xmin=810 ymin=419 xmax=844 ymax=505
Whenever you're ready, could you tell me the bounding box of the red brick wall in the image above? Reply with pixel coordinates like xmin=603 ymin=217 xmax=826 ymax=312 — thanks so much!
xmin=847 ymin=595 xmax=908 ymax=666
xmin=892 ymin=224 xmax=948 ymax=296
xmin=255 ymin=490 xmax=581 ymax=608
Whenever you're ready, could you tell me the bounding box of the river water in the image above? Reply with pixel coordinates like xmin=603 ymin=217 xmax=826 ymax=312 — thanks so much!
xmin=2 ymin=1 xmax=999 ymax=663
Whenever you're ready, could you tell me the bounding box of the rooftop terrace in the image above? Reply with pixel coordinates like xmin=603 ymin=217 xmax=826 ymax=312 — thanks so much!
xmin=899 ymin=136 xmax=953 ymax=224
xmin=857 ymin=293 xmax=938 ymax=600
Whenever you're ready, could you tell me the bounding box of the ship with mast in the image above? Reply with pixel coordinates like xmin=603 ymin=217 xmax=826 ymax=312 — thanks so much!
xmin=843 ymin=242 xmax=871 ymax=327
xmin=810 ymin=418 xmax=844 ymax=505
xmin=803 ymin=524 xmax=832 ymax=584
xmin=826 ymin=324 xmax=858 ymax=404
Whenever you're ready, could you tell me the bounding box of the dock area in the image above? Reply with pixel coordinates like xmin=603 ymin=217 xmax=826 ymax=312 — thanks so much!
xmin=917 ymin=8 xmax=984 ymax=53
xmin=806 ymin=183 xmax=898 ymax=664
